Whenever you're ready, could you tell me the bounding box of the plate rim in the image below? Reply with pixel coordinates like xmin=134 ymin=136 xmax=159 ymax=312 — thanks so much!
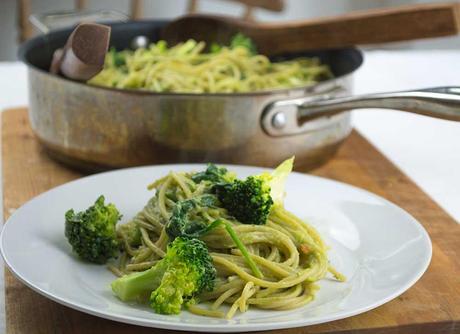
xmin=0 ymin=163 xmax=433 ymax=332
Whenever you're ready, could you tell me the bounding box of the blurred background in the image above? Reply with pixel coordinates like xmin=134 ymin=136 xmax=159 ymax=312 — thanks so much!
xmin=1 ymin=0 xmax=460 ymax=61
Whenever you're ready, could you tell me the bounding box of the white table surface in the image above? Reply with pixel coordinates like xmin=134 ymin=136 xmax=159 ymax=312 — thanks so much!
xmin=0 ymin=50 xmax=459 ymax=330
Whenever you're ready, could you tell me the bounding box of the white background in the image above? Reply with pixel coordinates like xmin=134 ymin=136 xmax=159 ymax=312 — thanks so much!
xmin=2 ymin=0 xmax=460 ymax=60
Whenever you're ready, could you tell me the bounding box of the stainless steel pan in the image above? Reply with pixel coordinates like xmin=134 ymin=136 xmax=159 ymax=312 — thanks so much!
xmin=19 ymin=20 xmax=460 ymax=171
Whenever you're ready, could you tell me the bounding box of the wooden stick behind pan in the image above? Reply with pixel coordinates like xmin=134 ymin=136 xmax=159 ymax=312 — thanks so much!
xmin=162 ymin=2 xmax=460 ymax=55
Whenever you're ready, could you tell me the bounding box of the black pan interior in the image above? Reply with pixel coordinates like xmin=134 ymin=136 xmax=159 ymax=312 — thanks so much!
xmin=19 ymin=20 xmax=363 ymax=80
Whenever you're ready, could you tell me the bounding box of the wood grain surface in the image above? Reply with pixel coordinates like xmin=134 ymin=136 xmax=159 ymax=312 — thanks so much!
xmin=2 ymin=108 xmax=459 ymax=334
xmin=163 ymin=2 xmax=460 ymax=55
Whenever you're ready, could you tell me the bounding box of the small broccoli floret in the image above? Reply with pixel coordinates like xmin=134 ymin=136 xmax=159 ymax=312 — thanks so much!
xmin=65 ymin=195 xmax=121 ymax=264
xmin=150 ymin=237 xmax=215 ymax=314
xmin=109 ymin=47 xmax=126 ymax=67
xmin=208 ymin=33 xmax=256 ymax=55
xmin=230 ymin=33 xmax=257 ymax=54
xmin=214 ymin=157 xmax=294 ymax=225
xmin=111 ymin=237 xmax=216 ymax=314
xmin=165 ymin=199 xmax=200 ymax=239
xmin=215 ymin=175 xmax=272 ymax=225
xmin=165 ymin=196 xmax=220 ymax=240
xmin=191 ymin=163 xmax=235 ymax=184
xmin=209 ymin=42 xmax=222 ymax=54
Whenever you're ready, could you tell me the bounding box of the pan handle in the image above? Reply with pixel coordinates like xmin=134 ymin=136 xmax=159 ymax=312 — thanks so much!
xmin=262 ymin=87 xmax=460 ymax=137
xmin=30 ymin=9 xmax=128 ymax=34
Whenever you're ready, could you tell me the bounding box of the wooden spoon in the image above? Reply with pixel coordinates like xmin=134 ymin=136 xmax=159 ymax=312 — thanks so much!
xmin=161 ymin=2 xmax=460 ymax=55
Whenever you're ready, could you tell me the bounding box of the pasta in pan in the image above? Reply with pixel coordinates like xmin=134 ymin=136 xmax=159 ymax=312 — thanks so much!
xmin=109 ymin=159 xmax=344 ymax=319
xmin=88 ymin=36 xmax=333 ymax=93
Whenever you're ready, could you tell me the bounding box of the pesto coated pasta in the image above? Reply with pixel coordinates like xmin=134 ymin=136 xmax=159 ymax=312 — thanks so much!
xmin=109 ymin=160 xmax=344 ymax=319
xmin=88 ymin=38 xmax=333 ymax=93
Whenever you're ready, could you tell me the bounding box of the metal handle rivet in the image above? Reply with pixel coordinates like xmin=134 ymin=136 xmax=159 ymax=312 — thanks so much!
xmin=272 ymin=112 xmax=287 ymax=129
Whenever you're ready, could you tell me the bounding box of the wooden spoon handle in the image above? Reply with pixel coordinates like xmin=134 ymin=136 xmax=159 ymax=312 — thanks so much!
xmin=50 ymin=23 xmax=111 ymax=81
xmin=244 ymin=2 xmax=460 ymax=54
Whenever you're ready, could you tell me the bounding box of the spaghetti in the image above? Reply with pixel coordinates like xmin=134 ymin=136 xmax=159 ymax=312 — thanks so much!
xmin=111 ymin=164 xmax=344 ymax=319
xmin=88 ymin=39 xmax=333 ymax=93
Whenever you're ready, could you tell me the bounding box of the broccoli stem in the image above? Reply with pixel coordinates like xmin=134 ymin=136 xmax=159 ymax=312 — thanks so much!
xmin=223 ymin=223 xmax=263 ymax=279
xmin=203 ymin=220 xmax=263 ymax=279
xmin=111 ymin=261 xmax=168 ymax=302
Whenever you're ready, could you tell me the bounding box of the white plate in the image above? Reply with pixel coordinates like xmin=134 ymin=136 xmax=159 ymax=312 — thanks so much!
xmin=0 ymin=164 xmax=431 ymax=332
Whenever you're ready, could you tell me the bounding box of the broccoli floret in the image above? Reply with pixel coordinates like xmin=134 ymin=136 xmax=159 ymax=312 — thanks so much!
xmin=214 ymin=157 xmax=294 ymax=225
xmin=109 ymin=47 xmax=126 ymax=67
xmin=165 ymin=196 xmax=219 ymax=240
xmin=208 ymin=34 xmax=256 ymax=54
xmin=65 ymin=195 xmax=121 ymax=264
xmin=150 ymin=237 xmax=215 ymax=314
xmin=154 ymin=40 xmax=168 ymax=53
xmin=215 ymin=175 xmax=273 ymax=225
xmin=165 ymin=199 xmax=200 ymax=239
xmin=209 ymin=42 xmax=222 ymax=54
xmin=230 ymin=33 xmax=257 ymax=54
xmin=111 ymin=237 xmax=216 ymax=314
xmin=191 ymin=163 xmax=235 ymax=184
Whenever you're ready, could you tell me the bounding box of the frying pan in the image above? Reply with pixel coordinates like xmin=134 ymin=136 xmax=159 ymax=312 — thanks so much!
xmin=19 ymin=17 xmax=460 ymax=171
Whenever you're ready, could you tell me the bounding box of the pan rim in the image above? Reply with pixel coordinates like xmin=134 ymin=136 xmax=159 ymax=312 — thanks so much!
xmin=18 ymin=19 xmax=364 ymax=97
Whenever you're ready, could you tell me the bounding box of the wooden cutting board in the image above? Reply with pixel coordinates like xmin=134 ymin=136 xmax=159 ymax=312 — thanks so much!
xmin=2 ymin=108 xmax=459 ymax=334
